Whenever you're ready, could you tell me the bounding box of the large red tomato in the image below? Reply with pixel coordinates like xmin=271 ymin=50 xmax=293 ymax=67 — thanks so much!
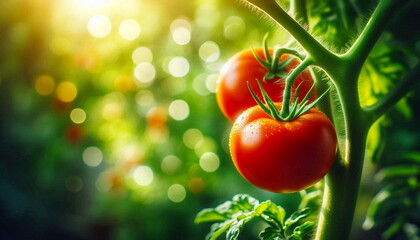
xmin=216 ymin=48 xmax=316 ymax=122
xmin=229 ymin=103 xmax=337 ymax=193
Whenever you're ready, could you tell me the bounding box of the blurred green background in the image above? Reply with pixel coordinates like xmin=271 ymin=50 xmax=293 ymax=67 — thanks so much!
xmin=0 ymin=0 xmax=291 ymax=239
xmin=0 ymin=0 xmax=419 ymax=239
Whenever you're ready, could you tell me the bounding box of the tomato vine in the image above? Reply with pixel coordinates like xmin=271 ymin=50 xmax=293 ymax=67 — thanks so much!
xmin=198 ymin=0 xmax=419 ymax=239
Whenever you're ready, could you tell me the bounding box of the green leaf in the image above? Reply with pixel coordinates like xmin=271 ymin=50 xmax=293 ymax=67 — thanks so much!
xmin=231 ymin=194 xmax=260 ymax=212
xmin=262 ymin=202 xmax=287 ymax=227
xmin=197 ymin=195 xmax=316 ymax=240
xmin=382 ymin=217 xmax=404 ymax=240
xmin=288 ymin=235 xmax=302 ymax=240
xmin=195 ymin=208 xmax=230 ymax=224
xmin=290 ymin=221 xmax=315 ymax=239
xmin=284 ymin=208 xmax=311 ymax=231
xmin=375 ymin=165 xmax=420 ymax=181
xmin=365 ymin=118 xmax=385 ymax=163
xmin=226 ymin=214 xmax=255 ymax=240
xmin=206 ymin=220 xmax=235 ymax=240
xmin=402 ymin=152 xmax=420 ymax=163
xmin=255 ymin=201 xmax=272 ymax=215
xmin=363 ymin=180 xmax=416 ymax=230
xmin=259 ymin=227 xmax=283 ymax=240
xmin=196 ymin=194 xmax=259 ymax=225
xmin=359 ymin=44 xmax=412 ymax=117
xmin=307 ymin=0 xmax=362 ymax=48
xmin=215 ymin=200 xmax=235 ymax=213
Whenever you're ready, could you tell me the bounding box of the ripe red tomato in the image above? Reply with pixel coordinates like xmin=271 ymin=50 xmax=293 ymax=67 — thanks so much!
xmin=229 ymin=103 xmax=337 ymax=193
xmin=216 ymin=48 xmax=316 ymax=122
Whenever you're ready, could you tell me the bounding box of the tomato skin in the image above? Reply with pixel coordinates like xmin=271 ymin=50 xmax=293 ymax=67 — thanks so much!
xmin=216 ymin=48 xmax=316 ymax=122
xmin=229 ymin=103 xmax=337 ymax=193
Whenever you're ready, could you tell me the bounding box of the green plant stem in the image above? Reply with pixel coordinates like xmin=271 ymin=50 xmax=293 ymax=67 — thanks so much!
xmin=243 ymin=0 xmax=339 ymax=70
xmin=313 ymin=1 xmax=411 ymax=238
xmin=315 ymin=84 xmax=370 ymax=239
xmin=289 ymin=0 xmax=308 ymax=24
xmin=343 ymin=0 xmax=411 ymax=73
xmin=280 ymin=57 xmax=312 ymax=118
xmin=241 ymin=0 xmax=415 ymax=239
xmin=364 ymin=63 xmax=420 ymax=124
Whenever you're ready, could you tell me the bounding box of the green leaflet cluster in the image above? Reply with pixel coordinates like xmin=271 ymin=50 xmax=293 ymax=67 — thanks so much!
xmin=195 ymin=194 xmax=315 ymax=240
xmin=363 ymin=153 xmax=420 ymax=240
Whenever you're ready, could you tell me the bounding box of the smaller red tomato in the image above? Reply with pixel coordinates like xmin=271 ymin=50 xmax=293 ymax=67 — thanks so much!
xmin=216 ymin=48 xmax=316 ymax=122
xmin=229 ymin=103 xmax=337 ymax=193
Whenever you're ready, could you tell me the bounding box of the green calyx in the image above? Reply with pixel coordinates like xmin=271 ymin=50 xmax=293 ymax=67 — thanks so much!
xmin=248 ymin=36 xmax=331 ymax=121
xmin=252 ymin=34 xmax=306 ymax=81
xmin=248 ymin=79 xmax=330 ymax=121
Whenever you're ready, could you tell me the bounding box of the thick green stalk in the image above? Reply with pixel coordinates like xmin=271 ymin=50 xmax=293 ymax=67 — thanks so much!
xmin=289 ymin=0 xmax=308 ymax=24
xmin=315 ymin=1 xmax=412 ymax=238
xmin=314 ymin=77 xmax=370 ymax=239
xmin=244 ymin=0 xmax=339 ymax=70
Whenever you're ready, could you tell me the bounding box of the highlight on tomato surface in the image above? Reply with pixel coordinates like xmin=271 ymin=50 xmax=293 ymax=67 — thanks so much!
xmin=216 ymin=47 xmax=316 ymax=122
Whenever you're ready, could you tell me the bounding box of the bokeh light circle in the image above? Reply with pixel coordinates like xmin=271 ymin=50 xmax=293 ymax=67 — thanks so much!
xmin=56 ymin=81 xmax=77 ymax=103
xmin=133 ymin=166 xmax=154 ymax=186
xmin=134 ymin=62 xmax=156 ymax=85
xmin=205 ymin=73 xmax=218 ymax=93
xmin=168 ymin=99 xmax=189 ymax=120
xmin=35 ymin=75 xmax=55 ymax=95
xmin=70 ymin=108 xmax=87 ymax=124
xmin=199 ymin=152 xmax=220 ymax=172
xmin=88 ymin=14 xmax=112 ymax=38
xmin=132 ymin=47 xmax=153 ymax=64
xmin=119 ymin=19 xmax=141 ymax=40
xmin=183 ymin=129 xmax=204 ymax=149
xmin=161 ymin=155 xmax=182 ymax=174
xmin=168 ymin=56 xmax=190 ymax=78
xmin=199 ymin=41 xmax=220 ymax=63
xmin=83 ymin=146 xmax=103 ymax=167
xmin=172 ymin=27 xmax=191 ymax=45
xmin=135 ymin=90 xmax=154 ymax=107
xmin=224 ymin=16 xmax=245 ymax=40
xmin=167 ymin=184 xmax=186 ymax=203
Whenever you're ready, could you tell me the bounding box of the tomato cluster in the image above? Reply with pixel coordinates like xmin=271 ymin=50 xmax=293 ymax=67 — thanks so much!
xmin=216 ymin=48 xmax=337 ymax=193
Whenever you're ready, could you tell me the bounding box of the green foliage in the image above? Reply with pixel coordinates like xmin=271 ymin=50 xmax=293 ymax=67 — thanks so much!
xmin=360 ymin=43 xmax=414 ymax=163
xmin=359 ymin=44 xmax=412 ymax=109
xmin=195 ymin=194 xmax=315 ymax=240
xmin=363 ymin=154 xmax=420 ymax=240
xmin=306 ymin=0 xmax=372 ymax=49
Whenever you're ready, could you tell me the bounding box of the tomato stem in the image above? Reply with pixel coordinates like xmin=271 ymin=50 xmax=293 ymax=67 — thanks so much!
xmin=280 ymin=57 xmax=312 ymax=118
